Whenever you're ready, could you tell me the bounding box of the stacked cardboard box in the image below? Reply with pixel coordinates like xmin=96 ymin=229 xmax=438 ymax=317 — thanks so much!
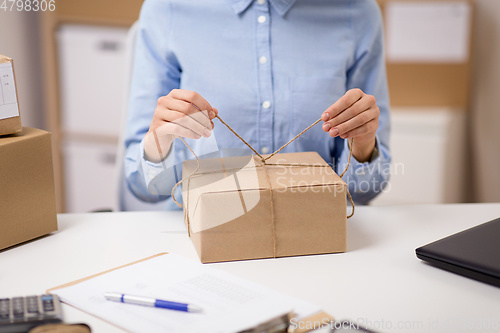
xmin=0 ymin=55 xmax=58 ymax=251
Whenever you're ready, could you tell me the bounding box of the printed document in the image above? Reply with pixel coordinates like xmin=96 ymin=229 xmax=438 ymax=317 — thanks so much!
xmin=52 ymin=254 xmax=320 ymax=333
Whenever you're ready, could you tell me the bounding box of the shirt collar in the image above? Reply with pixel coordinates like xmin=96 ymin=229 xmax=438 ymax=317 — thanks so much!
xmin=227 ymin=0 xmax=297 ymax=16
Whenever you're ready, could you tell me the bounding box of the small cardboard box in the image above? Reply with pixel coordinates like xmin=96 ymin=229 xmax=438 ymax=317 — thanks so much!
xmin=0 ymin=55 xmax=22 ymax=136
xmin=182 ymin=152 xmax=347 ymax=263
xmin=0 ymin=127 xmax=58 ymax=251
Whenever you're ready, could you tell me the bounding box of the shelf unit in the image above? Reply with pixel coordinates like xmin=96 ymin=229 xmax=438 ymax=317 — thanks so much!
xmin=376 ymin=0 xmax=473 ymax=107
xmin=40 ymin=0 xmax=144 ymax=212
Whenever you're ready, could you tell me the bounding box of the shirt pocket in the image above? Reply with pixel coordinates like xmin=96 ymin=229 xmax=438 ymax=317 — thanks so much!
xmin=290 ymin=75 xmax=346 ymax=141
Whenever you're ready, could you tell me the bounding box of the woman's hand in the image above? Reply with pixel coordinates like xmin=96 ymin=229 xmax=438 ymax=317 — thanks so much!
xmin=144 ymin=89 xmax=218 ymax=163
xmin=321 ymin=88 xmax=379 ymax=163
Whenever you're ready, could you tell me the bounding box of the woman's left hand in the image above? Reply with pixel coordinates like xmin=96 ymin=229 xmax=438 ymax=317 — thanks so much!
xmin=321 ymin=88 xmax=380 ymax=163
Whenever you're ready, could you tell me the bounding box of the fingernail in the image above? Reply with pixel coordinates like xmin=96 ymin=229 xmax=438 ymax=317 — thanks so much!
xmin=203 ymin=129 xmax=211 ymax=137
xmin=195 ymin=134 xmax=201 ymax=139
xmin=341 ymin=133 xmax=348 ymax=139
xmin=330 ymin=128 xmax=339 ymax=136
xmin=209 ymin=111 xmax=215 ymax=119
xmin=323 ymin=123 xmax=332 ymax=131
xmin=322 ymin=113 xmax=330 ymax=121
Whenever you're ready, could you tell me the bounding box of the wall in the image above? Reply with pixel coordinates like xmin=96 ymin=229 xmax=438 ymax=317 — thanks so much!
xmin=469 ymin=0 xmax=500 ymax=202
xmin=2 ymin=1 xmax=500 ymax=204
xmin=0 ymin=11 xmax=44 ymax=129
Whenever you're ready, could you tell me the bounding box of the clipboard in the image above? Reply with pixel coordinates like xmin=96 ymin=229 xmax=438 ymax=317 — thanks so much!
xmin=48 ymin=253 xmax=334 ymax=333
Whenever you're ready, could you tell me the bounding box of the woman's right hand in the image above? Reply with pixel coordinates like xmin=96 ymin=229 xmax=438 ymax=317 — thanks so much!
xmin=143 ymin=89 xmax=218 ymax=163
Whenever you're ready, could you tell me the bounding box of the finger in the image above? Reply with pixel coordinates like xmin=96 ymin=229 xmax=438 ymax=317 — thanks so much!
xmin=189 ymin=110 xmax=213 ymax=130
xmin=322 ymin=94 xmax=375 ymax=132
xmin=158 ymin=97 xmax=201 ymax=117
xmin=328 ymin=107 xmax=378 ymax=138
xmin=156 ymin=104 xmax=212 ymax=131
xmin=337 ymin=118 xmax=379 ymax=139
xmin=155 ymin=121 xmax=202 ymax=140
xmin=169 ymin=89 xmax=212 ymax=113
xmin=155 ymin=108 xmax=205 ymax=127
xmin=209 ymin=107 xmax=219 ymax=120
xmin=321 ymin=88 xmax=364 ymax=121
xmin=174 ymin=112 xmax=213 ymax=138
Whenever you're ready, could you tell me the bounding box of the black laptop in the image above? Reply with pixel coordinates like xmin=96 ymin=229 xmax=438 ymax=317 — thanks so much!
xmin=416 ymin=217 xmax=500 ymax=287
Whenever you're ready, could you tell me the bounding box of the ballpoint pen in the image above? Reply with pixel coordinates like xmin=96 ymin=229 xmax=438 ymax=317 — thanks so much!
xmin=104 ymin=292 xmax=203 ymax=313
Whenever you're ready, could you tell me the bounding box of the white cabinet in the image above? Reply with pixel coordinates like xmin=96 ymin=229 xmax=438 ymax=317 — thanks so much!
xmin=62 ymin=141 xmax=117 ymax=213
xmin=57 ymin=25 xmax=128 ymax=137
xmin=57 ymin=24 xmax=128 ymax=212
xmin=371 ymin=107 xmax=466 ymax=205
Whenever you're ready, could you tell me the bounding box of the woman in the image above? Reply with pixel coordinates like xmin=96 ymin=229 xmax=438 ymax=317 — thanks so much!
xmin=124 ymin=0 xmax=391 ymax=209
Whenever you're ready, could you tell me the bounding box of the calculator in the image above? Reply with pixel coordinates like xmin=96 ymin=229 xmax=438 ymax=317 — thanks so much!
xmin=0 ymin=294 xmax=63 ymax=333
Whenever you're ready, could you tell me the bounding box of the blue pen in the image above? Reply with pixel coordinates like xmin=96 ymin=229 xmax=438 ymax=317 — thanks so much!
xmin=104 ymin=292 xmax=203 ymax=313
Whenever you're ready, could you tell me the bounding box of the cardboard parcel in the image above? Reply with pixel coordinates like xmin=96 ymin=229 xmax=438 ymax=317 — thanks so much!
xmin=0 ymin=127 xmax=58 ymax=251
xmin=182 ymin=151 xmax=347 ymax=263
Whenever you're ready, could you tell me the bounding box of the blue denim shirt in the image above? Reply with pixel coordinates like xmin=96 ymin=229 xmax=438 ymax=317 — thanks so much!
xmin=124 ymin=0 xmax=391 ymax=209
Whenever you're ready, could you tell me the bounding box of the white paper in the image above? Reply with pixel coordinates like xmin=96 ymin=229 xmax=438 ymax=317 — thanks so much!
xmin=52 ymin=254 xmax=320 ymax=333
xmin=0 ymin=62 xmax=20 ymax=120
xmin=385 ymin=1 xmax=472 ymax=63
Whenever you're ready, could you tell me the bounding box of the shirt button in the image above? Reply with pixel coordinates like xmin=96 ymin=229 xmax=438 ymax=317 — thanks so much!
xmin=259 ymin=56 xmax=267 ymax=64
xmin=257 ymin=0 xmax=265 ymax=4
xmin=258 ymin=15 xmax=266 ymax=24
xmin=261 ymin=146 xmax=269 ymax=154
xmin=262 ymin=101 xmax=271 ymax=109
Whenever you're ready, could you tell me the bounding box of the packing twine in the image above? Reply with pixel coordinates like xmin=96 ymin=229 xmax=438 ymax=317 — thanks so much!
xmin=166 ymin=115 xmax=355 ymax=256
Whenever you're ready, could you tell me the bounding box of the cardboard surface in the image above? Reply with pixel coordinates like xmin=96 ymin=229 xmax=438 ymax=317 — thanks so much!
xmin=182 ymin=152 xmax=347 ymax=263
xmin=55 ymin=0 xmax=143 ymax=25
xmin=0 ymin=55 xmax=22 ymax=136
xmin=0 ymin=127 xmax=58 ymax=251
xmin=375 ymin=0 xmax=473 ymax=107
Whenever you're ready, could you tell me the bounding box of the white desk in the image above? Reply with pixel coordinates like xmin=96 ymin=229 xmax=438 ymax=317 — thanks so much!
xmin=1 ymin=204 xmax=500 ymax=333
